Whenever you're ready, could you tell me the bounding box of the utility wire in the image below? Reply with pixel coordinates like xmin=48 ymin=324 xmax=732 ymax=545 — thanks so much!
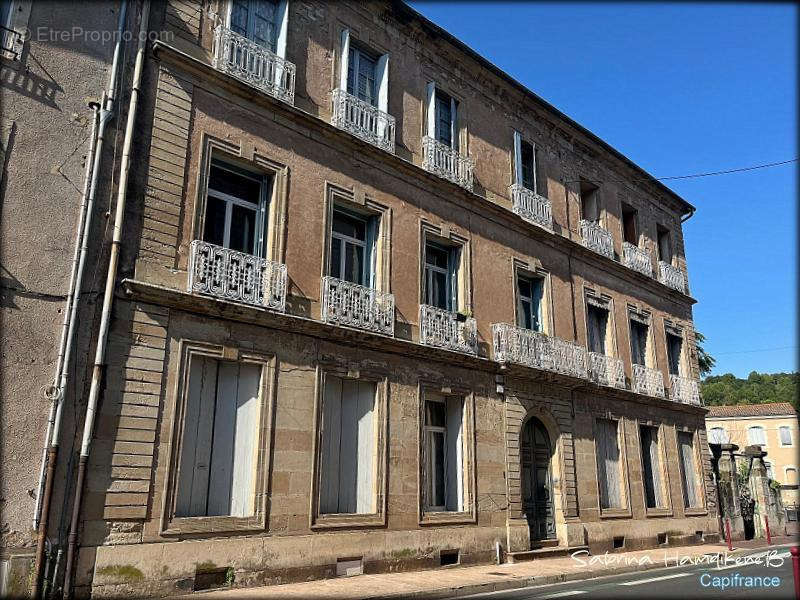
xmin=712 ymin=345 xmax=797 ymax=356
xmin=653 ymin=158 xmax=798 ymax=181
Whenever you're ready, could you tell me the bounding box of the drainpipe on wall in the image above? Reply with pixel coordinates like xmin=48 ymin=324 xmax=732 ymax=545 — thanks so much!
xmin=32 ymin=1 xmax=131 ymax=595
xmin=61 ymin=1 xmax=150 ymax=596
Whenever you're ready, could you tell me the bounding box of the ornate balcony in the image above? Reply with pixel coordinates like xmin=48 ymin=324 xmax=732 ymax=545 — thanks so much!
xmin=212 ymin=25 xmax=295 ymax=105
xmin=632 ymin=364 xmax=665 ymax=398
xmin=580 ymin=219 xmax=614 ymax=259
xmin=510 ymin=184 xmax=552 ymax=231
xmin=1 ymin=26 xmax=23 ymax=61
xmin=331 ymin=88 xmax=395 ymax=153
xmin=492 ymin=324 xmax=587 ymax=379
xmin=321 ymin=276 xmax=395 ymax=336
xmin=587 ymin=352 xmax=626 ymax=389
xmin=659 ymin=261 xmax=687 ymax=294
xmin=670 ymin=374 xmax=701 ymax=406
xmin=422 ymin=136 xmax=475 ymax=191
xmin=622 ymin=242 xmax=653 ymax=277
xmin=419 ymin=305 xmax=477 ymax=355
xmin=188 ymin=240 xmax=287 ymax=312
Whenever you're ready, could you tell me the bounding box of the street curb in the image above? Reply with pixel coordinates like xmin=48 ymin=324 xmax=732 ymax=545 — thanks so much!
xmin=362 ymin=544 xmax=793 ymax=600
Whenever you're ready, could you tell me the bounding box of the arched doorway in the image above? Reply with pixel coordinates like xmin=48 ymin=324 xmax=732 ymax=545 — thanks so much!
xmin=521 ymin=417 xmax=556 ymax=543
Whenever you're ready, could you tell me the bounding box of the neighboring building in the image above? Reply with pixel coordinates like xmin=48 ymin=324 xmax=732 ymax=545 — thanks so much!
xmin=1 ymin=0 xmax=717 ymax=597
xmin=706 ymin=403 xmax=799 ymax=505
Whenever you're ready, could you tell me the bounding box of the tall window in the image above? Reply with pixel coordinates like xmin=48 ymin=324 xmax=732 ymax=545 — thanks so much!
xmin=424 ymin=242 xmax=458 ymax=311
xmin=779 ymin=425 xmax=793 ymax=447
xmin=330 ymin=208 xmax=376 ymax=287
xmin=423 ymin=394 xmax=464 ymax=512
xmin=666 ymin=331 xmax=683 ymax=376
xmin=709 ymin=427 xmax=728 ymax=444
xmin=176 ymin=356 xmax=262 ymax=518
xmin=640 ymin=425 xmax=664 ymax=509
xmin=319 ymin=376 xmax=376 ymax=515
xmin=580 ymin=181 xmax=600 ymax=223
xmin=747 ymin=425 xmax=767 ymax=446
xmin=677 ymin=431 xmax=699 ymax=508
xmin=346 ymin=44 xmax=377 ymax=106
xmin=657 ymin=225 xmax=672 ymax=263
xmin=587 ymin=303 xmax=610 ymax=355
xmin=203 ymin=159 xmax=270 ymax=256
xmin=516 ymin=275 xmax=544 ymax=331
xmin=629 ymin=318 xmax=649 ymax=366
xmin=435 ymin=89 xmax=457 ymax=149
xmin=621 ymin=203 xmax=638 ymax=245
xmin=595 ymin=418 xmax=623 ymax=509
xmin=520 ymin=140 xmax=536 ymax=192
xmin=230 ymin=0 xmax=278 ymax=52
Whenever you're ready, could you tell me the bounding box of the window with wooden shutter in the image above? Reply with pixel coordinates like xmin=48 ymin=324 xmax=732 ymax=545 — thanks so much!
xmin=779 ymin=425 xmax=793 ymax=446
xmin=640 ymin=425 xmax=664 ymax=509
xmin=678 ymin=431 xmax=699 ymax=508
xmin=319 ymin=375 xmax=376 ymax=515
xmin=175 ymin=356 xmax=262 ymax=518
xmin=595 ymin=418 xmax=623 ymax=509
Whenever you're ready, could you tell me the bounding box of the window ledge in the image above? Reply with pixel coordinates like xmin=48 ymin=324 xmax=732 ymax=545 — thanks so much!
xmin=311 ymin=512 xmax=386 ymax=529
xmin=683 ymin=507 xmax=709 ymax=517
xmin=161 ymin=515 xmax=265 ymax=536
xmin=419 ymin=510 xmax=476 ymax=526
xmin=644 ymin=508 xmax=674 ymax=518
xmin=599 ymin=507 xmax=633 ymax=520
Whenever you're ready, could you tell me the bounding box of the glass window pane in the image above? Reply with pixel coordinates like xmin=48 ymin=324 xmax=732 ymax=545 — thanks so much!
xmin=425 ymin=244 xmax=449 ymax=269
xmin=521 ymin=141 xmax=535 ymax=190
xmin=425 ymin=400 xmax=446 ymax=427
xmin=332 ymin=210 xmax=367 ymax=240
xmin=436 ymin=92 xmax=452 ymax=147
xmin=230 ymin=0 xmax=249 ymax=35
xmin=330 ymin=237 xmax=342 ymax=279
xmin=209 ymin=164 xmax=261 ymax=204
xmin=203 ymin=196 xmax=227 ymax=246
xmin=229 ymin=204 xmax=257 ymax=253
xmin=343 ymin=242 xmax=364 ymax=285
xmin=432 ymin=270 xmax=448 ymax=309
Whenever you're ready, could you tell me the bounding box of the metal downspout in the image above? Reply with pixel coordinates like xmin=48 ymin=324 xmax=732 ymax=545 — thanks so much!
xmin=61 ymin=1 xmax=149 ymax=596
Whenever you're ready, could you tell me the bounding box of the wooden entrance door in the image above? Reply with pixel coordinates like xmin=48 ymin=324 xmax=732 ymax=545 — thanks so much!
xmin=521 ymin=417 xmax=556 ymax=543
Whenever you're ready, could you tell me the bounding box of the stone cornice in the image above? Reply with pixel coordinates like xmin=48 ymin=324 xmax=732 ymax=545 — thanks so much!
xmin=150 ymin=40 xmax=697 ymax=309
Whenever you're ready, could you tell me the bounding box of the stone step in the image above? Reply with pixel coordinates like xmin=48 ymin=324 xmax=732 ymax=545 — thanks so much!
xmin=507 ymin=544 xmax=589 ymax=563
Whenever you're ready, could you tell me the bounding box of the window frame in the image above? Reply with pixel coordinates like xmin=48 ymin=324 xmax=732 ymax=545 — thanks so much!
xmin=309 ymin=365 xmax=389 ymax=529
xmin=584 ymin=289 xmax=617 ymax=357
xmin=418 ymin=383 xmax=476 ymax=525
xmin=425 ymin=82 xmax=464 ymax=154
xmin=747 ymin=425 xmax=768 ymax=448
xmin=227 ymin=0 xmax=284 ymax=55
xmin=512 ymin=131 xmax=539 ymax=195
xmin=783 ymin=465 xmax=798 ymax=486
xmin=708 ymin=426 xmax=729 ymax=445
xmin=779 ymin=425 xmax=794 ymax=447
xmin=580 ymin=180 xmax=602 ymax=224
xmin=593 ymin=416 xmax=632 ymax=518
xmin=638 ymin=423 xmax=672 ymax=514
xmin=676 ymin=428 xmax=707 ymax=513
xmin=621 ymin=202 xmax=639 ymax=247
xmin=339 ymin=29 xmax=390 ymax=114
xmin=419 ymin=223 xmax=470 ymax=315
xmin=628 ymin=309 xmax=654 ymax=368
xmin=512 ymin=259 xmax=553 ymax=336
xmin=160 ymin=341 xmax=276 ymax=535
xmin=346 ymin=42 xmax=378 ymax=106
xmin=656 ymin=224 xmax=673 ymax=264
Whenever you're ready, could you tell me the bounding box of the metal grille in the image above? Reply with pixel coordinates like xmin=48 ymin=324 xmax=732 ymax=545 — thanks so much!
xmin=421 ymin=136 xmax=475 ymax=191
xmin=321 ymin=276 xmax=395 ymax=335
xmin=580 ymin=219 xmax=614 ymax=259
xmin=331 ymin=88 xmax=395 ymax=154
xmin=669 ymin=374 xmax=701 ymax=405
xmin=623 ymin=242 xmax=653 ymax=277
xmin=212 ymin=24 xmax=296 ymax=105
xmin=510 ymin=184 xmax=553 ymax=231
xmin=588 ymin=352 xmax=626 ymax=389
xmin=492 ymin=323 xmax=587 ymax=379
xmin=189 ymin=240 xmax=287 ymax=312
xmin=419 ymin=304 xmax=477 ymax=355
xmin=632 ymin=364 xmax=665 ymax=398
xmin=658 ymin=261 xmax=687 ymax=293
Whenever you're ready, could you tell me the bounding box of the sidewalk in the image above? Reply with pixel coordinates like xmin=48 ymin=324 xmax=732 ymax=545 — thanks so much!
xmin=186 ymin=539 xmax=796 ymax=600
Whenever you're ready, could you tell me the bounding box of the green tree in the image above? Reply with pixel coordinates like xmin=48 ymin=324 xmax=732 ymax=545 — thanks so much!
xmin=695 ymin=331 xmax=716 ymax=377
xmin=701 ymin=371 xmax=798 ymax=410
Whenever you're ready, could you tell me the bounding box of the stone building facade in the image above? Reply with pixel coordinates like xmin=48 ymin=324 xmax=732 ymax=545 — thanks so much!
xmin=1 ymin=0 xmax=718 ymax=597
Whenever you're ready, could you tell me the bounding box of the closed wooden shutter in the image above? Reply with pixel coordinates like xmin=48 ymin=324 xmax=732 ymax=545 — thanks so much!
xmin=678 ymin=432 xmax=698 ymax=508
xmin=641 ymin=426 xmax=663 ymax=508
xmin=595 ymin=419 xmax=622 ymax=509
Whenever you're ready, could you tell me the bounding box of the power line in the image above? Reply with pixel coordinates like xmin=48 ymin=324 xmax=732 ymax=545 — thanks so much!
xmin=653 ymin=158 xmax=798 ymax=181
xmin=713 ymin=345 xmax=798 ymax=356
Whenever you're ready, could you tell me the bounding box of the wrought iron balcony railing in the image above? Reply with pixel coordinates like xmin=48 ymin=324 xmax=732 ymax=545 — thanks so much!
xmin=331 ymin=88 xmax=395 ymax=154
xmin=622 ymin=242 xmax=653 ymax=277
xmin=422 ymin=136 xmax=475 ymax=191
xmin=492 ymin=324 xmax=588 ymax=379
xmin=1 ymin=26 xmax=23 ymax=61
xmin=658 ymin=261 xmax=687 ymax=294
xmin=212 ymin=25 xmax=296 ymax=105
xmin=587 ymin=352 xmax=626 ymax=389
xmin=670 ymin=374 xmax=701 ymax=406
xmin=580 ymin=219 xmax=614 ymax=259
xmin=632 ymin=364 xmax=665 ymax=398
xmin=189 ymin=240 xmax=287 ymax=312
xmin=419 ymin=305 xmax=477 ymax=355
xmin=321 ymin=276 xmax=395 ymax=336
xmin=510 ymin=184 xmax=552 ymax=231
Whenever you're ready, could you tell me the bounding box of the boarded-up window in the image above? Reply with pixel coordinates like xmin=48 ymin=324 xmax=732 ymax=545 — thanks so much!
xmin=423 ymin=394 xmax=464 ymax=512
xmin=595 ymin=418 xmax=623 ymax=509
xmin=640 ymin=425 xmax=664 ymax=509
xmin=319 ymin=376 xmax=376 ymax=514
xmin=678 ymin=431 xmax=699 ymax=508
xmin=176 ymin=356 xmax=262 ymax=518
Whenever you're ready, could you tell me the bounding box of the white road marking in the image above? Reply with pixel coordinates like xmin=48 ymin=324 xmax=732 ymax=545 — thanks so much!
xmin=619 ymin=572 xmax=693 ymax=585
xmin=539 ymin=591 xmax=587 ymax=598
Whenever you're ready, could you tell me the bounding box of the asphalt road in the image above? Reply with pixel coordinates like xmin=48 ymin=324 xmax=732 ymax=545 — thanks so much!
xmin=459 ymin=545 xmax=797 ymax=600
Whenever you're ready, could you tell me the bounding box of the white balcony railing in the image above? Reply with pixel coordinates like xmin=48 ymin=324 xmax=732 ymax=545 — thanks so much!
xmin=510 ymin=184 xmax=552 ymax=231
xmin=189 ymin=240 xmax=287 ymax=312
xmin=658 ymin=261 xmax=687 ymax=294
xmin=670 ymin=374 xmax=701 ymax=406
xmin=419 ymin=305 xmax=477 ymax=355
xmin=622 ymin=242 xmax=653 ymax=277
xmin=212 ymin=25 xmax=296 ymax=105
xmin=331 ymin=88 xmax=395 ymax=153
xmin=321 ymin=276 xmax=395 ymax=336
xmin=492 ymin=324 xmax=587 ymax=379
xmin=422 ymin=136 xmax=475 ymax=191
xmin=632 ymin=364 xmax=665 ymax=398
xmin=580 ymin=220 xmax=614 ymax=259
xmin=587 ymin=352 xmax=626 ymax=389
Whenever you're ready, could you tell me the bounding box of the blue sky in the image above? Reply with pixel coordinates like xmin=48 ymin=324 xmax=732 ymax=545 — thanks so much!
xmin=410 ymin=1 xmax=798 ymax=378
